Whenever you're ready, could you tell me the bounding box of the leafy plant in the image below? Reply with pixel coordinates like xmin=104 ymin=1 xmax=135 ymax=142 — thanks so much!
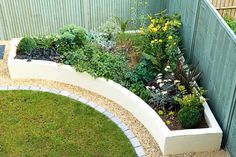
xmin=98 ymin=18 xmax=120 ymax=40
xmin=148 ymin=74 xmax=181 ymax=112
xmin=128 ymin=82 xmax=151 ymax=102
xmin=129 ymin=58 xmax=158 ymax=85
xmin=56 ymin=25 xmax=87 ymax=53
xmin=17 ymin=37 xmax=37 ymax=55
xmin=225 ymin=17 xmax=236 ymax=34
xmin=114 ymin=17 xmax=131 ymax=32
xmin=176 ymin=86 xmax=206 ymax=112
xmin=173 ymin=60 xmax=201 ymax=91
xmin=178 ymin=107 xmax=201 ymax=129
xmin=33 ymin=35 xmax=56 ymax=49
xmin=140 ymin=10 xmax=182 ymax=72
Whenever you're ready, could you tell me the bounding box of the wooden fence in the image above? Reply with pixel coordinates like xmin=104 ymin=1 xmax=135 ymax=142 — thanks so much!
xmin=168 ymin=0 xmax=236 ymax=156
xmin=212 ymin=0 xmax=236 ymax=18
xmin=0 ymin=0 xmax=166 ymax=40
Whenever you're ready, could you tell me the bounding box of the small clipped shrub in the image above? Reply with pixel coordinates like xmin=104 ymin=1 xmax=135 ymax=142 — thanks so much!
xmin=17 ymin=37 xmax=37 ymax=55
xmin=178 ymin=107 xmax=201 ymax=129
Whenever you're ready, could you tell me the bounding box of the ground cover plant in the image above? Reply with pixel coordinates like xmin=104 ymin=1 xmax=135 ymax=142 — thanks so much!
xmin=15 ymin=11 xmax=208 ymax=130
xmin=225 ymin=17 xmax=236 ymax=34
xmin=0 ymin=90 xmax=136 ymax=156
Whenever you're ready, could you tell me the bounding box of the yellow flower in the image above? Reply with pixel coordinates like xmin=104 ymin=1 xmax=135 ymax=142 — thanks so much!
xmin=162 ymin=26 xmax=168 ymax=32
xmin=151 ymin=19 xmax=156 ymax=24
xmin=168 ymin=36 xmax=173 ymax=40
xmin=168 ymin=111 xmax=175 ymax=116
xmin=151 ymin=27 xmax=158 ymax=33
xmin=159 ymin=39 xmax=163 ymax=43
xmin=154 ymin=39 xmax=158 ymax=42
xmin=158 ymin=110 xmax=164 ymax=115
xmin=165 ymin=21 xmax=170 ymax=26
xmin=174 ymin=42 xmax=177 ymax=45
xmin=148 ymin=23 xmax=154 ymax=30
xmin=151 ymin=40 xmax=155 ymax=44
xmin=140 ymin=27 xmax=145 ymax=35
xmin=166 ymin=120 xmax=172 ymax=125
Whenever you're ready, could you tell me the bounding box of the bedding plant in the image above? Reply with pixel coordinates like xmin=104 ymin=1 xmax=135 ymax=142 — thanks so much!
xmin=16 ymin=11 xmax=207 ymax=130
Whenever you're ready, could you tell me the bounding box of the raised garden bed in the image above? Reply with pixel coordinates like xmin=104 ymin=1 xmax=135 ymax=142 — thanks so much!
xmin=8 ymin=38 xmax=222 ymax=155
xmin=8 ymin=12 xmax=224 ymax=155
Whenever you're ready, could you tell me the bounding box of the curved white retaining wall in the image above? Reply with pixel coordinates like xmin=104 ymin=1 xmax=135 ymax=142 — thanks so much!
xmin=8 ymin=38 xmax=222 ymax=155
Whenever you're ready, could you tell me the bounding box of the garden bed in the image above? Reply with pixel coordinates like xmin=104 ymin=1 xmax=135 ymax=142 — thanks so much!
xmin=8 ymin=38 xmax=222 ymax=155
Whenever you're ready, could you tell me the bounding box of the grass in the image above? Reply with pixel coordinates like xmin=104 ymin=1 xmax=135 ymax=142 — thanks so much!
xmin=0 ymin=90 xmax=136 ymax=157
xmin=225 ymin=17 xmax=236 ymax=34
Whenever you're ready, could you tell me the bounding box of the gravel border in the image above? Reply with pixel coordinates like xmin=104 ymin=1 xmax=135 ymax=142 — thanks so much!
xmin=0 ymin=85 xmax=146 ymax=157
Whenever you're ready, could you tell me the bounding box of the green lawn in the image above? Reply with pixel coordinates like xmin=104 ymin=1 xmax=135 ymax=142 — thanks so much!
xmin=0 ymin=90 xmax=136 ymax=157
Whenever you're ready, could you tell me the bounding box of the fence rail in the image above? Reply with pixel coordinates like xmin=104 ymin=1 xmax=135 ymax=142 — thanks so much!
xmin=212 ymin=0 xmax=236 ymax=18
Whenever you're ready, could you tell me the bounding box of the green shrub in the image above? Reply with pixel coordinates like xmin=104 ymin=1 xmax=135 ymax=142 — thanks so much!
xmin=178 ymin=107 xmax=201 ymax=129
xmin=33 ymin=35 xmax=57 ymax=49
xmin=129 ymin=81 xmax=151 ymax=102
xmin=61 ymin=43 xmax=131 ymax=86
xmin=56 ymin=25 xmax=87 ymax=53
xmin=130 ymin=58 xmax=158 ymax=84
xmin=175 ymin=87 xmax=205 ymax=112
xmin=17 ymin=37 xmax=37 ymax=55
xmin=225 ymin=17 xmax=236 ymax=34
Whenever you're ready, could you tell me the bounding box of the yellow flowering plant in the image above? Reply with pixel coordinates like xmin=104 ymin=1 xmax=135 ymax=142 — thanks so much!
xmin=139 ymin=10 xmax=182 ymax=72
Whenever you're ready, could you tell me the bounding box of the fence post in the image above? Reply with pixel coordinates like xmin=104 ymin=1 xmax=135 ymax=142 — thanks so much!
xmin=190 ymin=0 xmax=202 ymax=62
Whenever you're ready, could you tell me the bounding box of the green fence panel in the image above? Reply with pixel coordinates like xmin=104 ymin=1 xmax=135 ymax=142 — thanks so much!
xmin=192 ymin=0 xmax=236 ymax=133
xmin=168 ymin=0 xmax=236 ymax=155
xmin=0 ymin=0 xmax=165 ymax=39
xmin=167 ymin=0 xmax=199 ymax=61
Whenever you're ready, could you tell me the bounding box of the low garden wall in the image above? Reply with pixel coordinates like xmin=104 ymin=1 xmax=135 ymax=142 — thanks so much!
xmin=8 ymin=38 xmax=223 ymax=155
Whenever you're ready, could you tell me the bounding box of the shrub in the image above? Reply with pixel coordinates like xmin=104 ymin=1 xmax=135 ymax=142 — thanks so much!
xmin=148 ymin=73 xmax=181 ymax=112
xmin=127 ymin=58 xmax=158 ymax=85
xmin=61 ymin=42 xmax=131 ymax=86
xmin=128 ymin=81 xmax=151 ymax=102
xmin=175 ymin=86 xmax=205 ymax=112
xmin=225 ymin=17 xmax=236 ymax=34
xmin=56 ymin=25 xmax=87 ymax=53
xmin=139 ymin=11 xmax=182 ymax=71
xmin=17 ymin=37 xmax=37 ymax=55
xmin=33 ymin=35 xmax=56 ymax=49
xmin=178 ymin=107 xmax=201 ymax=129
xmin=98 ymin=18 xmax=120 ymax=40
